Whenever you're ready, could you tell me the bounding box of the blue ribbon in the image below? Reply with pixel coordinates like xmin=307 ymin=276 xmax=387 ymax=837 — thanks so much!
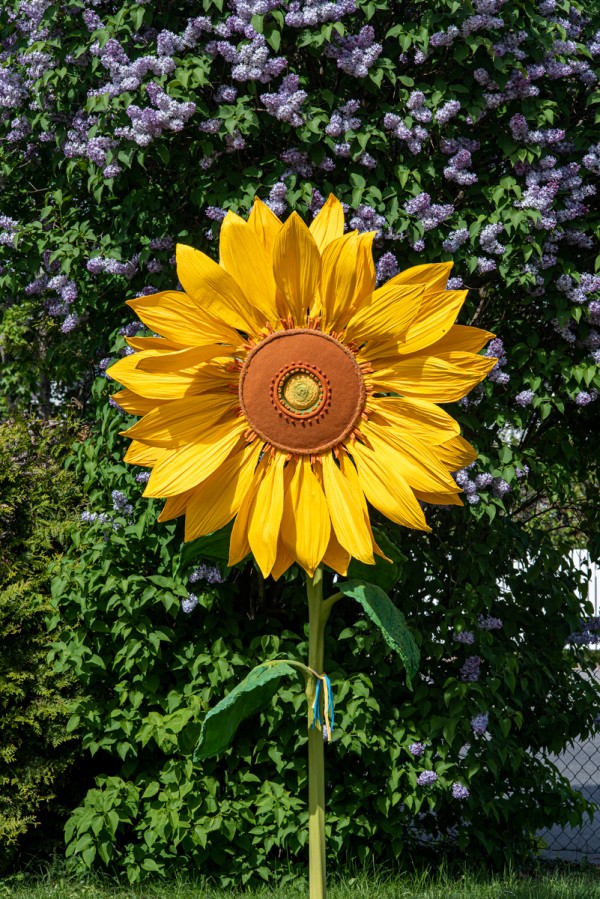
xmin=312 ymin=673 xmax=334 ymax=739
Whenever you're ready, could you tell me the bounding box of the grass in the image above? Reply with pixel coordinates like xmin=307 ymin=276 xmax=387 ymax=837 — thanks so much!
xmin=3 ymin=865 xmax=600 ymax=899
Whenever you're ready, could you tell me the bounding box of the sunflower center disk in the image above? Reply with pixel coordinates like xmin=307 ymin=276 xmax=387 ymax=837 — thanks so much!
xmin=239 ymin=329 xmax=366 ymax=454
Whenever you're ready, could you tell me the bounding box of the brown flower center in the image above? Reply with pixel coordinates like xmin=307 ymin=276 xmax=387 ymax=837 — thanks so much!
xmin=239 ymin=329 xmax=366 ymax=454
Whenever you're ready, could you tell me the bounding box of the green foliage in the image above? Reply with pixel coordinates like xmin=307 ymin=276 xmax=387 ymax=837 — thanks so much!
xmin=0 ymin=417 xmax=85 ymax=872
xmin=47 ymin=396 xmax=600 ymax=883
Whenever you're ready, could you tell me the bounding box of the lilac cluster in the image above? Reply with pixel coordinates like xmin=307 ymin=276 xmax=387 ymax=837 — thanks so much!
xmin=406 ymin=91 xmax=432 ymax=123
xmin=260 ymin=74 xmax=307 ymax=126
xmin=325 ymin=26 xmax=382 ymax=78
xmin=0 ymin=215 xmax=19 ymax=246
xmin=568 ymin=617 xmax=600 ymax=645
xmin=189 ymin=564 xmax=224 ymax=585
xmin=266 ymin=182 xmax=288 ymax=217
xmin=229 ymin=0 xmax=283 ymax=23
xmin=207 ymin=34 xmax=286 ymax=83
xmin=375 ymin=252 xmax=399 ymax=284
xmin=515 ymin=389 xmax=535 ymax=407
xmin=435 ymin=100 xmax=461 ymax=125
xmin=509 ymin=114 xmax=565 ymax=146
xmin=478 ymin=615 xmax=503 ymax=630
xmin=135 ymin=471 xmax=151 ymax=484
xmin=486 ymin=337 xmax=510 ymax=386
xmin=574 ymin=390 xmax=598 ymax=406
xmin=111 ymin=489 xmax=134 ymax=519
xmin=403 ymin=193 xmax=454 ymax=231
xmin=285 ymin=0 xmax=356 ymax=28
xmin=281 ymin=149 xmax=313 ymax=178
xmin=479 ymin=223 xmax=506 ymax=255
xmin=556 ymin=272 xmax=600 ymax=311
xmin=325 ymin=100 xmax=361 ymax=137
xmin=114 ymin=83 xmax=196 ymax=147
xmin=383 ymin=111 xmax=428 ymax=156
xmin=63 ymin=113 xmax=119 ymax=175
xmin=514 ymin=156 xmax=595 ymax=234
xmin=460 ymin=656 xmax=482 ymax=682
xmin=444 ymin=149 xmax=478 ymax=186
xmin=416 ymin=770 xmax=438 ymax=786
xmin=181 ymin=593 xmax=199 ymax=614
xmin=23 ymin=267 xmax=79 ymax=331
xmin=442 ymin=229 xmax=469 ymax=254
xmin=348 ymin=204 xmax=386 ymax=235
xmin=452 ymin=783 xmax=470 ymax=800
xmin=409 ymin=742 xmax=425 ymax=757
xmin=583 ymin=142 xmax=600 ymax=175
xmin=453 ymin=467 xmax=480 ymax=505
xmin=471 ymin=711 xmax=489 ymax=736
xmin=214 ymin=85 xmax=238 ymax=104
xmin=453 ymin=630 xmax=475 ymax=645
xmin=87 ymin=254 xmax=139 ymax=279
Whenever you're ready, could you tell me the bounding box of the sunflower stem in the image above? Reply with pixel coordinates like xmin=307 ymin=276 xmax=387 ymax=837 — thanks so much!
xmin=306 ymin=566 xmax=330 ymax=899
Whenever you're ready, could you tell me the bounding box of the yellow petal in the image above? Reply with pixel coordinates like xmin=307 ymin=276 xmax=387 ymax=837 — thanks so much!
xmin=415 ymin=325 xmax=495 ymax=357
xmin=219 ymin=211 xmax=279 ymax=322
xmin=144 ymin=418 xmax=246 ymax=497
xmin=350 ymin=439 xmax=431 ymax=531
xmin=127 ymin=291 xmax=241 ymax=346
xmin=158 ymin=488 xmax=196 ymax=522
xmin=184 ymin=440 xmax=262 ymax=540
xmin=309 ymin=194 xmax=345 ymax=252
xmin=176 ymin=243 xmax=263 ymax=334
xmin=321 ymin=453 xmax=374 ymax=564
xmin=338 ymin=448 xmax=382 ymax=557
xmin=107 ymin=350 xmax=202 ymax=400
xmin=345 ymin=283 xmax=424 ymax=343
xmin=272 ymin=212 xmax=321 ymax=326
xmin=122 ymin=393 xmax=239 ymax=447
xmin=367 ymin=396 xmax=459 ymax=445
xmin=248 ymin=452 xmax=286 ymax=577
xmin=136 ymin=344 xmax=231 ymax=373
xmin=127 ymin=336 xmax=185 ymax=351
xmin=281 ymin=456 xmax=331 ymax=575
xmin=247 ymin=197 xmax=283 ymax=256
xmin=398 ymin=290 xmax=468 ymax=356
xmin=365 ymin=420 xmax=461 ymax=494
xmin=270 ymin=538 xmax=295 ymax=581
xmin=389 ymin=262 xmax=453 ymax=293
xmin=434 ymin=435 xmax=478 ymax=470
xmin=368 ymin=353 xmax=496 ymax=403
xmin=353 ymin=231 xmax=377 ymax=311
xmin=228 ymin=457 xmax=265 ymax=567
xmin=112 ymin=389 xmax=167 ymax=416
xmin=414 ymin=490 xmax=463 ymax=506
xmin=123 ymin=440 xmax=166 ymax=467
xmin=321 ymin=529 xmax=351 ymax=576
xmin=319 ymin=232 xmax=358 ymax=331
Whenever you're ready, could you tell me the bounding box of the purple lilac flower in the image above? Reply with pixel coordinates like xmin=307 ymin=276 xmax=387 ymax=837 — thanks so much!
xmin=349 ymin=204 xmax=386 ymax=235
xmin=111 ymin=489 xmax=133 ymax=518
xmin=383 ymin=112 xmax=429 ymax=155
xmin=515 ymin=465 xmax=530 ymax=479
xmin=453 ymin=630 xmax=475 ymax=645
xmin=429 ymin=26 xmax=459 ymax=48
xmin=417 ymin=770 xmax=438 ymax=786
xmin=325 ymin=26 xmax=382 ymax=78
xmin=135 ymin=471 xmax=151 ymax=484
xmin=515 ymin=389 xmax=535 ymax=406
xmin=475 ymin=472 xmax=494 ymax=489
xmin=181 ymin=594 xmax=199 ymax=614
xmin=452 ymin=783 xmax=470 ymax=800
xmin=478 ymin=615 xmax=503 ymax=630
xmin=447 ymin=277 xmax=463 ymax=289
xmin=260 ymin=74 xmax=307 ymax=126
xmin=435 ymin=100 xmax=461 ymax=125
xmin=442 ymin=229 xmax=469 ymax=253
xmin=493 ymin=478 xmax=512 ymax=498
xmin=266 ymin=181 xmax=287 ymax=217
xmin=409 ymin=742 xmax=425 ymax=757
xmin=460 ymin=656 xmax=482 ymax=682
xmin=471 ymin=711 xmax=489 ymax=736
xmin=189 ymin=564 xmax=224 ymax=585
xmin=61 ymin=314 xmax=79 ymax=333
xmin=376 ymin=252 xmax=399 ymax=284
xmin=285 ymin=0 xmax=356 ymax=27
xmin=479 ymin=223 xmax=506 ymax=255
xmin=444 ymin=149 xmax=478 ymax=186
xmin=575 ymin=391 xmax=593 ymax=406
xmin=209 ymin=34 xmax=286 ymax=83
xmin=325 ymin=99 xmax=361 ymax=137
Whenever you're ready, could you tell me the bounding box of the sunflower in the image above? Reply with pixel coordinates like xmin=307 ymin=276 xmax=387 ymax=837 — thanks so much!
xmin=108 ymin=195 xmax=496 ymax=579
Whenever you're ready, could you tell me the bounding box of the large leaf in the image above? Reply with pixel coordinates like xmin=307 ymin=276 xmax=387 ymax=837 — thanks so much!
xmin=180 ymin=523 xmax=233 ymax=567
xmin=193 ymin=663 xmax=296 ymax=761
xmin=346 ymin=528 xmax=406 ymax=591
xmin=338 ymin=580 xmax=419 ymax=687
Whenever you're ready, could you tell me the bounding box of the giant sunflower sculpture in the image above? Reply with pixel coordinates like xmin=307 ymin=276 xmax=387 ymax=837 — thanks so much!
xmin=108 ymin=195 xmax=495 ymax=579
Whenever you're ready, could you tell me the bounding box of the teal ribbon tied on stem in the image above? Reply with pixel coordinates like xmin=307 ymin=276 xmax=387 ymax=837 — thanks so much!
xmin=311 ymin=671 xmax=334 ymax=742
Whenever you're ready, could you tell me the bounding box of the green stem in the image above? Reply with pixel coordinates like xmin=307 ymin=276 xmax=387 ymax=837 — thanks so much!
xmin=306 ymin=566 xmax=330 ymax=899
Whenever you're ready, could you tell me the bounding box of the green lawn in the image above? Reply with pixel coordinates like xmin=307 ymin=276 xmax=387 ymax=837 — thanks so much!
xmin=3 ymin=867 xmax=600 ymax=899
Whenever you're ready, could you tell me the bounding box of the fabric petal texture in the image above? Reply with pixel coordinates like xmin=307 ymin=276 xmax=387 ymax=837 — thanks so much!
xmin=111 ymin=196 xmax=496 ymax=579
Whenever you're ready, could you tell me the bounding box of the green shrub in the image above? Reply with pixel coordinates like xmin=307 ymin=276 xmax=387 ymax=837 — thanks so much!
xmin=0 ymin=417 xmax=85 ymax=872
xmin=48 ymin=394 xmax=599 ymax=884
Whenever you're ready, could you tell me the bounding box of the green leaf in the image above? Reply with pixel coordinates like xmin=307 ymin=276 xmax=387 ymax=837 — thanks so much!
xmin=193 ymin=663 xmax=296 ymax=760
xmin=181 ymin=523 xmax=233 ymax=566
xmin=337 ymin=580 xmax=419 ymax=687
